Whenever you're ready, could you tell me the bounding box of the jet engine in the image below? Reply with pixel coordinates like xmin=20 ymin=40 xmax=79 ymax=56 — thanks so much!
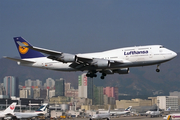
xmin=113 ymin=68 xmax=129 ymax=74
xmin=48 ymin=53 xmax=76 ymax=63
xmin=91 ymin=59 xmax=110 ymax=67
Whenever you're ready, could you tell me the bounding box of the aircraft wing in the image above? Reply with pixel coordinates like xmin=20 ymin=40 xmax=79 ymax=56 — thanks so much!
xmin=4 ymin=113 xmax=15 ymax=120
xmin=69 ymin=55 xmax=127 ymax=70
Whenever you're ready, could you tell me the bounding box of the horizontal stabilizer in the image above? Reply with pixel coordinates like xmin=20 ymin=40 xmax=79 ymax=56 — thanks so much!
xmin=4 ymin=56 xmax=35 ymax=64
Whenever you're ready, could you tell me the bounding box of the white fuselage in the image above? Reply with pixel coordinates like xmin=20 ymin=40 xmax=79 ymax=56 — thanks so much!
xmin=14 ymin=112 xmax=43 ymax=119
xmin=99 ymin=110 xmax=129 ymax=115
xmin=91 ymin=113 xmax=110 ymax=120
xmin=0 ymin=111 xmax=7 ymax=118
xmin=19 ymin=45 xmax=177 ymax=71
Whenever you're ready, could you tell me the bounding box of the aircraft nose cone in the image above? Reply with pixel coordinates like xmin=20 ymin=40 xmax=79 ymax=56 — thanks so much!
xmin=172 ymin=51 xmax=177 ymax=58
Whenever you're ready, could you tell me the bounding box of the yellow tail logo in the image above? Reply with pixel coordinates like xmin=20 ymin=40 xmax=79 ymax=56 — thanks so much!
xmin=18 ymin=42 xmax=29 ymax=54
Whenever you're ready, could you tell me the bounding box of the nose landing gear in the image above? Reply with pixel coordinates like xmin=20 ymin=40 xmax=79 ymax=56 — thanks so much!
xmin=156 ymin=64 xmax=160 ymax=72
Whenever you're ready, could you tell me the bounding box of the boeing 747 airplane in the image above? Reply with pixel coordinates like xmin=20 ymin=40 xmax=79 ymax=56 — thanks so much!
xmin=90 ymin=107 xmax=111 ymax=120
xmin=4 ymin=37 xmax=177 ymax=79
xmin=99 ymin=106 xmax=132 ymax=116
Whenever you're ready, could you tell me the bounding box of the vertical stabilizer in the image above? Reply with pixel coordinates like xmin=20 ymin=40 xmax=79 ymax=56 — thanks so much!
xmin=14 ymin=37 xmax=45 ymax=59
xmin=4 ymin=102 xmax=17 ymax=114
xmin=35 ymin=104 xmax=48 ymax=113
xmin=108 ymin=105 xmax=111 ymax=113
xmin=125 ymin=106 xmax=132 ymax=111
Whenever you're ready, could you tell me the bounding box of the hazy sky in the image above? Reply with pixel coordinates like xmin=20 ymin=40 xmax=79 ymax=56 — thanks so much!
xmin=1 ymin=0 xmax=180 ymax=58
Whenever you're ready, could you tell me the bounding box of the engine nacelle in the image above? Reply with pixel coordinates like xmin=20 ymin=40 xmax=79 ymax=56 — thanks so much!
xmin=114 ymin=68 xmax=129 ymax=74
xmin=48 ymin=53 xmax=76 ymax=63
xmin=57 ymin=53 xmax=76 ymax=63
xmin=91 ymin=59 xmax=110 ymax=68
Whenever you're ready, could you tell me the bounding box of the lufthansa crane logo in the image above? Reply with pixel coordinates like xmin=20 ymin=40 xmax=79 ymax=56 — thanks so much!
xmin=18 ymin=42 xmax=29 ymax=54
xmin=10 ymin=105 xmax=15 ymax=110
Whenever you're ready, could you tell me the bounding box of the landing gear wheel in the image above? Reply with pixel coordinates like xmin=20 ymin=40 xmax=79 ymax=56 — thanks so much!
xmin=101 ymin=76 xmax=105 ymax=79
xmin=86 ymin=72 xmax=97 ymax=78
xmin=156 ymin=69 xmax=160 ymax=72
xmin=102 ymin=73 xmax=106 ymax=76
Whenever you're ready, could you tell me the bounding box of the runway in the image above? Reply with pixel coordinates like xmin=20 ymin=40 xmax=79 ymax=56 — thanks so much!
xmin=69 ymin=116 xmax=164 ymax=120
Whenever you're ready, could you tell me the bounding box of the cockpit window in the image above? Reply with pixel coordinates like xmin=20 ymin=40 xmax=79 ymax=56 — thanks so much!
xmin=160 ymin=46 xmax=164 ymax=48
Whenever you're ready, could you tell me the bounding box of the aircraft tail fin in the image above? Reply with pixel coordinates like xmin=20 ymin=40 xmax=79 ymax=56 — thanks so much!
xmin=13 ymin=37 xmax=45 ymax=59
xmin=4 ymin=102 xmax=17 ymax=114
xmin=166 ymin=107 xmax=171 ymax=111
xmin=125 ymin=106 xmax=132 ymax=111
xmin=108 ymin=105 xmax=111 ymax=113
xmin=35 ymin=103 xmax=48 ymax=114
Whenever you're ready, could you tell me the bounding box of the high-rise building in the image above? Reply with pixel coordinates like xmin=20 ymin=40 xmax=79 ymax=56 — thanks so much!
xmin=25 ymin=79 xmax=32 ymax=86
xmin=87 ymin=78 xmax=93 ymax=99
xmin=65 ymin=82 xmax=71 ymax=96
xmin=157 ymin=96 xmax=179 ymax=111
xmin=0 ymin=83 xmax=6 ymax=95
xmin=49 ymin=90 xmax=55 ymax=98
xmin=3 ymin=76 xmax=19 ymax=97
xmin=170 ymin=91 xmax=180 ymax=98
xmin=25 ymin=79 xmax=42 ymax=87
xmin=46 ymin=78 xmax=55 ymax=88
xmin=34 ymin=79 xmax=42 ymax=86
xmin=104 ymin=87 xmax=119 ymax=100
xmin=33 ymin=88 xmax=40 ymax=98
xmin=78 ymin=73 xmax=93 ymax=99
xmin=19 ymin=86 xmax=34 ymax=98
xmin=93 ymin=85 xmax=104 ymax=105
xmin=55 ymin=78 xmax=65 ymax=96
xmin=78 ymin=73 xmax=87 ymax=98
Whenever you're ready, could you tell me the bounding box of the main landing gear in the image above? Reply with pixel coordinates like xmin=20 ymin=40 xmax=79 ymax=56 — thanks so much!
xmin=156 ymin=64 xmax=160 ymax=72
xmin=86 ymin=72 xmax=107 ymax=79
xmin=86 ymin=72 xmax=97 ymax=78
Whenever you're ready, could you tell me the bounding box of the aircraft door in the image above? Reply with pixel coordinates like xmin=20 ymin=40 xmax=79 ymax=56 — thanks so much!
xmin=149 ymin=48 xmax=153 ymax=58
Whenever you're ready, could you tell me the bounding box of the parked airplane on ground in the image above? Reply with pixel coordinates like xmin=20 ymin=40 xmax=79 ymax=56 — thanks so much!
xmin=99 ymin=106 xmax=132 ymax=116
xmin=90 ymin=107 xmax=111 ymax=120
xmin=164 ymin=113 xmax=180 ymax=120
xmin=166 ymin=107 xmax=171 ymax=111
xmin=0 ymin=102 xmax=17 ymax=119
xmin=4 ymin=37 xmax=177 ymax=79
xmin=13 ymin=103 xmax=48 ymax=119
xmin=145 ymin=108 xmax=161 ymax=117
